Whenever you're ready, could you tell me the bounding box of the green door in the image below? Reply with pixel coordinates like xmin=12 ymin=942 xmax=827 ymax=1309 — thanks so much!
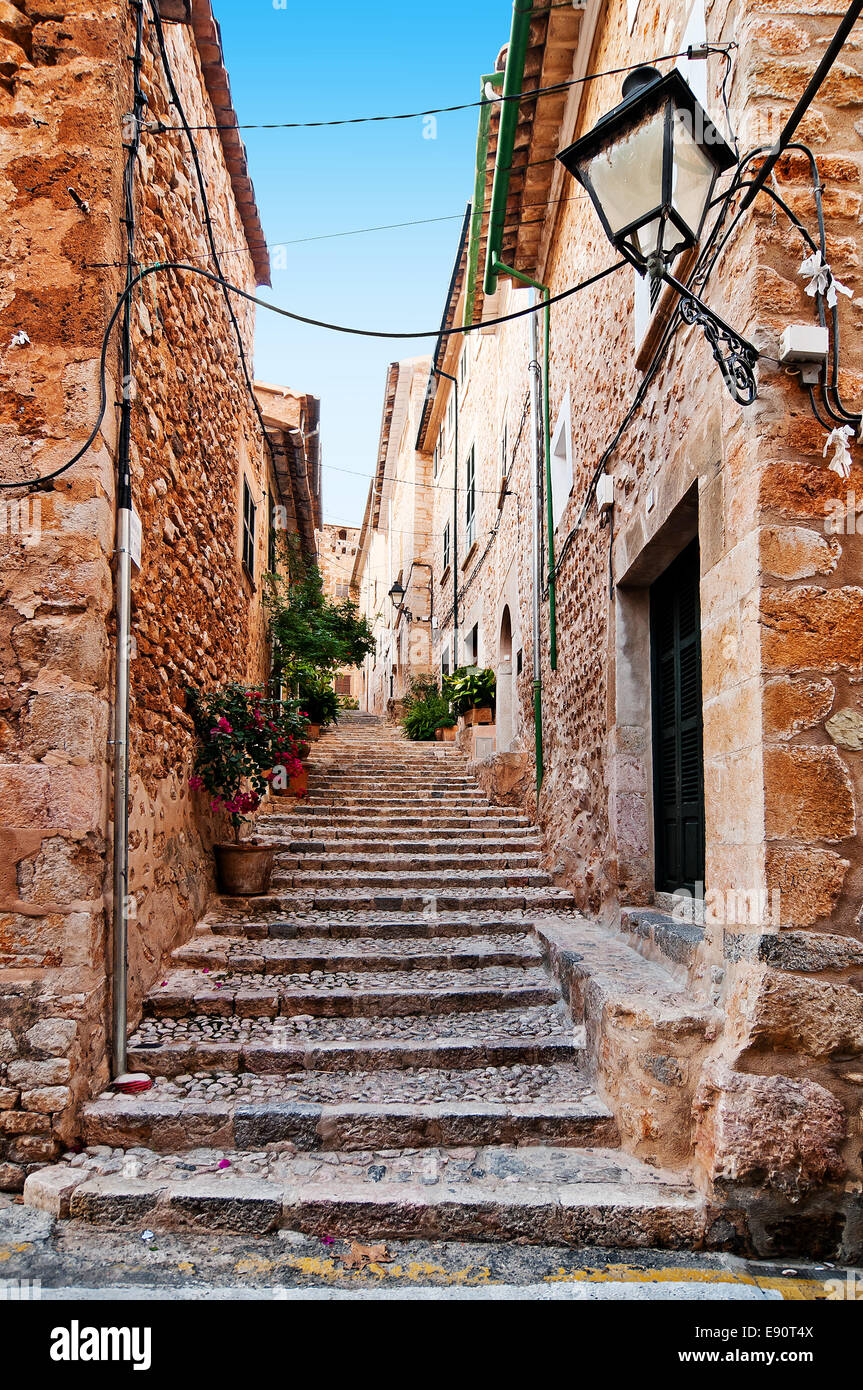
xmin=650 ymin=540 xmax=705 ymax=894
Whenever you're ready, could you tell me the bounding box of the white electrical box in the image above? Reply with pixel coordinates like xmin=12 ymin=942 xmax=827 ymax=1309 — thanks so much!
xmin=779 ymin=323 xmax=829 ymax=367
xmin=596 ymin=474 xmax=615 ymax=512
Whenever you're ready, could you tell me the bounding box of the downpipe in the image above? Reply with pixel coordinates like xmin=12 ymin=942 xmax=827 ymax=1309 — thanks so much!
xmin=527 ymin=291 xmax=545 ymax=794
xmin=111 ymin=506 xmax=133 ymax=1079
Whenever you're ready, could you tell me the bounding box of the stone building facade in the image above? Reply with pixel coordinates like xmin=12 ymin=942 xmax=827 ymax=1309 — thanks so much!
xmin=0 ymin=1 xmax=320 ymax=1188
xmin=316 ymin=521 xmax=361 ymax=704
xmin=362 ymin=0 xmax=863 ymax=1251
xmin=353 ymin=354 xmax=434 ymax=716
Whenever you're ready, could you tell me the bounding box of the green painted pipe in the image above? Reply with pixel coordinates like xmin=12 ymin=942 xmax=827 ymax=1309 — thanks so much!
xmin=483 ymin=0 xmax=534 ymax=299
xmin=464 ymin=71 xmax=504 ymax=329
xmin=492 ymin=260 xmax=557 ymax=672
xmin=534 ymin=679 xmax=544 ymax=791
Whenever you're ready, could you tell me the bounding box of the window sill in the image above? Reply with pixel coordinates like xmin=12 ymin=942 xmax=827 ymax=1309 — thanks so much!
xmin=461 ymin=540 xmax=478 ymax=571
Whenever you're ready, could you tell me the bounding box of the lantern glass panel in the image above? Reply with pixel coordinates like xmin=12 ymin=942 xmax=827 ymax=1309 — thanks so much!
xmin=670 ymin=110 xmax=717 ymax=242
xmin=584 ymin=106 xmax=666 ymax=237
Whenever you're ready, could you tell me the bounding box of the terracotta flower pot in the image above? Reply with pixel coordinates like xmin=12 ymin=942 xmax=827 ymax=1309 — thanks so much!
xmin=441 ymin=725 xmax=457 ymax=742
xmin=214 ymin=841 xmax=275 ymax=896
xmin=306 ymin=723 xmax=321 ymax=741
xmin=463 ymin=706 xmax=493 ymax=726
xmin=434 ymin=728 xmax=443 ymax=741
xmin=272 ymin=764 xmax=308 ymax=797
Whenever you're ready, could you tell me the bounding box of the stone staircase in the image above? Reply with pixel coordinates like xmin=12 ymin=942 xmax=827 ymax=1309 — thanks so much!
xmin=26 ymin=714 xmax=705 ymax=1248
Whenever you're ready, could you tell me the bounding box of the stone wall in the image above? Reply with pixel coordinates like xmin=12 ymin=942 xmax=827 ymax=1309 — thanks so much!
xmin=356 ymin=356 xmax=434 ymax=716
xmin=0 ymin=4 xmax=280 ymax=1187
xmin=414 ymin=0 xmax=863 ymax=1245
xmin=316 ymin=522 xmax=361 ymax=702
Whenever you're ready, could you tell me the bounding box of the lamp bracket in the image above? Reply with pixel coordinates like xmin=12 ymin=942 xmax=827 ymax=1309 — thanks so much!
xmin=650 ymin=263 xmax=759 ymax=406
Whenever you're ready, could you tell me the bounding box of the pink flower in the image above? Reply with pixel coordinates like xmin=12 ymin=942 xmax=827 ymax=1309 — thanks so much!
xmin=218 ymin=1158 xmax=231 ymax=1169
xmin=217 ymin=717 xmax=233 ymax=733
xmin=188 ymin=775 xmax=203 ymax=790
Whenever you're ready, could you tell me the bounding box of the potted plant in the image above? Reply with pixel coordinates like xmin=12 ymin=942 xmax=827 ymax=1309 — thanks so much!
xmin=444 ymin=666 xmax=496 ymax=726
xmin=292 ymin=664 xmax=340 ymax=738
xmin=401 ymin=676 xmax=454 ymax=742
xmin=187 ymin=685 xmax=305 ymax=895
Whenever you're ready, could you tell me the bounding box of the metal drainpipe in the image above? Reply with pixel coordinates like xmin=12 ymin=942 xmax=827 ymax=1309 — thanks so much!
xmin=492 ymin=260 xmax=557 ymax=671
xmin=434 ymin=368 xmax=459 ymax=669
xmin=527 ymin=290 xmax=544 ymax=794
xmin=483 ymin=0 xmax=535 ymax=299
xmin=112 ymin=0 xmax=145 ymax=1079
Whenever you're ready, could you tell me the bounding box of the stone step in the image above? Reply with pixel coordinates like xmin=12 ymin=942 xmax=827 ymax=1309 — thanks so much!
xmin=258 ymin=811 xmax=536 ymax=822
xmin=310 ymin=776 xmax=479 ymax=787
xmin=81 ymin=1064 xmax=614 ymax=1153
xmin=36 ymin=1146 xmax=704 ymax=1248
xmin=128 ymin=1004 xmax=577 ymax=1075
xmin=271 ymin=825 xmax=542 ymax=842
xmin=205 ymin=915 xmax=544 ymax=941
xmin=276 ymin=869 xmax=554 ymax=891
xmin=273 ymin=840 xmax=544 ymax=860
xmin=271 ymin=888 xmax=576 ymax=913
xmin=300 ymin=799 xmax=492 ymax=812
xmin=276 ymin=853 xmax=544 ymax=872
xmin=173 ymin=931 xmax=543 ymax=974
xmin=145 ymin=965 xmax=558 ymax=1019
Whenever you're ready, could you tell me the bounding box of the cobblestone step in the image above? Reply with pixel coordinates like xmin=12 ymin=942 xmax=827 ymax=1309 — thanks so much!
xmin=172 ymin=931 xmax=543 ymax=974
xmin=260 ymin=814 xmax=536 ymax=831
xmin=204 ymin=913 xmax=546 ymax=940
xmin=128 ymin=1004 xmax=578 ymax=1073
xmin=278 ymin=871 xmax=554 ymax=894
xmin=81 ymin=1065 xmax=615 ymax=1153
xmin=279 ymin=895 xmax=575 ymax=917
xmin=275 ymin=852 xmax=545 ymax=872
xmin=32 ymin=1146 xmax=703 ymax=1248
xmin=145 ymin=965 xmax=558 ymax=1019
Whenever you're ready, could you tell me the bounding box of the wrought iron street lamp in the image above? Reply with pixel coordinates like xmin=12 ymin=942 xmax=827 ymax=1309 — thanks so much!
xmin=388 ymin=579 xmax=413 ymax=622
xmin=557 ymin=66 xmax=759 ymax=404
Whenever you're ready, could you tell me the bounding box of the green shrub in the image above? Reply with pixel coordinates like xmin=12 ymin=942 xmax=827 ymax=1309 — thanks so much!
xmin=401 ymin=676 xmax=454 ymax=741
xmin=443 ymin=666 xmax=496 ymax=715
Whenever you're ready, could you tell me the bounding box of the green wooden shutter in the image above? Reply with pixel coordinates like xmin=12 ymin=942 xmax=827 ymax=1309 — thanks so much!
xmin=650 ymin=540 xmax=705 ymax=894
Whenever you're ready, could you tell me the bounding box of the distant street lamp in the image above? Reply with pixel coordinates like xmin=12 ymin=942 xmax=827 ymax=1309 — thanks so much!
xmin=557 ymin=66 xmax=759 ymax=404
xmin=388 ymin=578 xmax=412 ymax=622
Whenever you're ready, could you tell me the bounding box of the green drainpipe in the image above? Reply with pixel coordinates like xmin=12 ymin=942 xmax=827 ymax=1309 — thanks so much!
xmin=464 ymin=71 xmax=504 ymax=328
xmin=491 ymin=260 xmax=558 ymax=672
xmin=483 ymin=0 xmax=534 ymax=300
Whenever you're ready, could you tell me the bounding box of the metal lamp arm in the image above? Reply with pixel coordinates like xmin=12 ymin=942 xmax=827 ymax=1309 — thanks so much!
xmin=654 ymin=266 xmax=759 ymax=406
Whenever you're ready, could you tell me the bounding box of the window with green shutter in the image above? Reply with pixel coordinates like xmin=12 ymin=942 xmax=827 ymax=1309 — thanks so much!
xmin=650 ymin=540 xmax=705 ymax=894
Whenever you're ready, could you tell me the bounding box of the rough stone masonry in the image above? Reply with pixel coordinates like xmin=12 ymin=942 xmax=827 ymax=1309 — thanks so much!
xmin=0 ymin=1 xmax=318 ymax=1189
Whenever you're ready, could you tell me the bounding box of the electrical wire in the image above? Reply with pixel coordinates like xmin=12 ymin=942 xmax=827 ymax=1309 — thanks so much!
xmin=84 ymin=191 xmax=596 ymax=270
xmin=0 ymin=258 xmax=625 ymax=491
xmin=150 ymin=48 xmax=731 ymax=134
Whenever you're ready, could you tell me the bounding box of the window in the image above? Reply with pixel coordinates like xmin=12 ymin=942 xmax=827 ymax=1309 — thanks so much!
xmin=433 ymin=444 xmax=439 ymax=479
xmin=465 ymin=446 xmax=476 ymax=549
xmin=550 ymin=394 xmax=573 ymax=532
xmin=441 ymin=646 xmax=450 ymax=677
xmin=500 ymin=418 xmax=509 ymax=484
xmin=242 ymin=479 xmax=256 ymax=577
xmin=267 ymin=494 xmax=277 ymax=573
xmin=335 ymin=674 xmax=352 ymax=696
xmin=446 ymin=392 xmax=455 ymax=440
xmin=459 ymin=346 xmax=468 ymax=388
xmin=465 ymin=623 xmax=478 ymax=666
xmin=438 ymin=424 xmax=445 ymax=459
xmin=442 ymin=520 xmax=451 ymax=573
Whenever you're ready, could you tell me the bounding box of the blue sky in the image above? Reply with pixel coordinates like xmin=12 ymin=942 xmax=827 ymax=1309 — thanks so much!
xmin=216 ymin=0 xmax=510 ymax=527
